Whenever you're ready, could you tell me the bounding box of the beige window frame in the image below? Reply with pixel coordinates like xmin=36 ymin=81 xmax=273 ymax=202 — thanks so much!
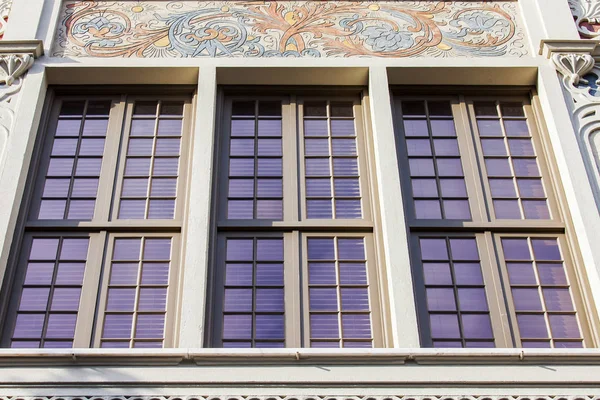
xmin=1 ymin=90 xmax=194 ymax=348
xmin=393 ymin=91 xmax=594 ymax=348
xmin=208 ymin=89 xmax=386 ymax=348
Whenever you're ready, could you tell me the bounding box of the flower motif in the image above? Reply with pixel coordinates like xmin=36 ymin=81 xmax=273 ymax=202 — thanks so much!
xmin=363 ymin=25 xmax=414 ymax=52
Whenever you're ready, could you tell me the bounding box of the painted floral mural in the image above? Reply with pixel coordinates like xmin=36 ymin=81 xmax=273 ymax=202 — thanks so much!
xmin=53 ymin=1 xmax=528 ymax=58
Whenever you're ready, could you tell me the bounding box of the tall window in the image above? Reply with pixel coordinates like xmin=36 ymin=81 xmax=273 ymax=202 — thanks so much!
xmin=394 ymin=95 xmax=591 ymax=348
xmin=211 ymin=94 xmax=384 ymax=348
xmin=2 ymin=93 xmax=192 ymax=348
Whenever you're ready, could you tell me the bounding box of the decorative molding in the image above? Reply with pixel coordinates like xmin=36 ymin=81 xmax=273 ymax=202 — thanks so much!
xmin=53 ymin=0 xmax=528 ymax=58
xmin=0 ymin=0 xmax=12 ymax=39
xmin=569 ymin=0 xmax=600 ymax=38
xmin=552 ymin=53 xmax=595 ymax=86
xmin=1 ymin=396 xmax=599 ymax=400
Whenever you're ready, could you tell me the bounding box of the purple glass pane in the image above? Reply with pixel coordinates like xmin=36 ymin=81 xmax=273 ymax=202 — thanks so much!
xmin=423 ymin=263 xmax=452 ymax=285
xmin=113 ymin=238 xmax=141 ymax=261
xmin=342 ymin=314 xmax=372 ymax=339
xmin=439 ymin=179 xmax=467 ymax=197
xmin=222 ymin=341 xmax=252 ymax=348
xmin=474 ymin=103 xmax=497 ymax=116
xmin=19 ymin=288 xmax=50 ymax=311
xmin=225 ymin=263 xmax=252 ymax=286
xmin=415 ymin=200 xmax=442 ymax=219
xmin=554 ymin=341 xmax=583 ymax=348
xmin=311 ymin=341 xmax=339 ymax=348
xmin=122 ymin=178 xmax=148 ymax=197
xmin=150 ymin=178 xmax=177 ymax=197
xmin=24 ymin=263 xmax=54 ymax=285
xmin=257 ymin=178 xmax=283 ymax=197
xmin=306 ymin=158 xmax=330 ymax=176
xmin=110 ymin=263 xmax=139 ymax=285
xmin=257 ymin=158 xmax=282 ymax=177
xmin=223 ymin=314 xmax=252 ymax=339
xmin=142 ymin=263 xmax=170 ymax=285
xmin=307 ymin=200 xmax=332 ymax=219
xmin=127 ymin=138 xmax=153 ymax=156
xmin=43 ymin=341 xmax=74 ymax=348
xmin=408 ymin=159 xmax=434 ymax=176
xmin=39 ymin=200 xmax=66 ymax=219
xmin=333 ymin=158 xmax=359 ymax=176
xmin=226 ymin=239 xmax=253 ymax=261
xmin=481 ymin=139 xmax=507 ymax=156
xmin=48 ymin=158 xmax=74 ymax=176
xmin=76 ymin=158 xmax=102 ymax=176
xmin=522 ymin=200 xmax=550 ymax=219
xmin=153 ymin=158 xmax=179 ymax=176
xmin=548 ymin=314 xmax=580 ymax=339
xmin=458 ymin=288 xmax=488 ymax=311
xmin=256 ymin=263 xmax=284 ymax=286
xmin=119 ymin=200 xmax=146 ymax=219
xmin=508 ymin=139 xmax=534 ymax=156
xmin=51 ymin=139 xmax=78 ymax=156
xmin=148 ymin=199 xmax=175 ymax=219
xmin=493 ymin=199 xmax=521 ymax=219
xmin=258 ymin=139 xmax=282 ymax=156
xmin=485 ymin=158 xmax=512 ymax=176
xmin=255 ymin=314 xmax=284 ymax=339
xmin=256 ymin=200 xmax=283 ymax=219
xmin=309 ymin=262 xmax=336 ymax=284
xmin=135 ymin=314 xmax=165 ymax=338
xmin=45 ymin=314 xmax=77 ymax=338
xmin=462 ymin=314 xmax=493 ymax=339
xmin=79 ymin=138 xmax=105 ymax=156
xmin=513 ymin=159 xmax=540 ymax=177
xmin=130 ymin=119 xmax=155 ymax=136
xmin=308 ymin=238 xmax=335 ymax=260
xmin=500 ymin=103 xmax=525 ymax=117
xmin=489 ymin=179 xmax=517 ymax=198
xmin=517 ymin=179 xmax=545 ymax=198
xmin=334 ymin=178 xmax=360 ymax=197
xmin=307 ymin=178 xmax=332 ymax=197
xmin=125 ymin=158 xmax=151 ymax=176
xmin=255 ymin=342 xmax=285 ymax=348
xmin=134 ymin=341 xmax=163 ymax=348
xmin=477 ymin=120 xmax=502 ymax=136
xmin=433 ymin=139 xmax=459 ymax=156
xmin=335 ymin=199 xmax=362 ymax=219
xmin=230 ymin=139 xmax=254 ymax=156
xmin=412 ymin=179 xmax=438 ymax=197
xmin=432 ymin=341 xmax=462 ymax=348
xmin=230 ymin=158 xmax=254 ymax=177
xmin=56 ymin=119 xmax=81 ymax=136
xmin=50 ymin=288 xmax=81 ymax=311
xmin=102 ymin=314 xmax=133 ymax=338
xmin=344 ymin=341 xmax=372 ymax=348
xmin=228 ymin=200 xmax=253 ymax=219
xmin=502 ymin=238 xmax=531 ymax=260
xmin=531 ymin=239 xmax=562 ymax=261
xmin=406 ymin=139 xmax=432 ymax=156
xmin=330 ymin=103 xmax=353 ymax=117
xmin=256 ymin=239 xmax=283 ymax=261
xmin=453 ymin=263 xmax=484 ymax=285
xmin=157 ymin=119 xmax=182 ymax=136
xmin=101 ymin=341 xmax=130 ymax=348
xmin=304 ymin=120 xmax=328 ymax=136
xmin=331 ymin=120 xmax=355 ymax=136
xmin=43 ymin=179 xmax=70 ymax=198
xmin=338 ymin=238 xmax=365 ymax=260
xmin=504 ymin=120 xmax=529 ymax=137
xmin=340 ymin=262 xmax=367 ymax=285
xmin=67 ymin=200 xmax=95 ymax=220
xmin=332 ymin=139 xmax=357 ymax=156
xmin=310 ymin=314 xmax=339 ymax=338
xmin=71 ymin=178 xmax=99 ymax=198
xmin=30 ymin=238 xmax=59 ymax=260
xmin=512 ymin=288 xmax=542 ymax=311
xmin=13 ymin=314 xmax=44 ymax=338
xmin=106 ymin=288 xmax=136 ymax=311
xmin=256 ymin=288 xmax=284 ymax=312
xmin=465 ymin=341 xmax=495 ymax=348
xmin=426 ymin=288 xmax=456 ymax=311
xmin=507 ymin=262 xmax=536 ymax=284
xmin=538 ymin=263 xmax=567 ymax=285
xmin=543 ymin=288 xmax=574 ymax=311
xmin=59 ymin=238 xmax=89 ymax=260
xmin=437 ymin=158 xmax=464 ymax=176
xmin=443 ymin=200 xmax=471 ymax=219
xmin=420 ymin=238 xmax=448 ymax=260
xmin=449 ymin=238 xmax=479 ymax=261
xmin=430 ymin=120 xmax=456 ymax=137
xmin=224 ymin=288 xmax=253 ymax=312
xmin=310 ymin=288 xmax=338 ymax=311
xmin=138 ymin=288 xmax=168 ymax=311
xmin=305 ymin=139 xmax=329 ymax=156
xmin=430 ymin=314 xmax=460 ymax=338
xmin=522 ymin=341 xmax=551 ymax=348
xmin=258 ymin=119 xmax=282 ymax=137
xmin=134 ymin=102 xmax=158 ymax=116
xmin=231 ymin=119 xmax=255 ymax=137
xmin=11 ymin=341 xmax=41 ymax=348
xmin=517 ymin=314 xmax=548 ymax=338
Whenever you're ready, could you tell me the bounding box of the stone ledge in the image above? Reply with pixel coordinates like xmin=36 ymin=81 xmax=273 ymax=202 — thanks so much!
xmin=0 ymin=40 xmax=43 ymax=58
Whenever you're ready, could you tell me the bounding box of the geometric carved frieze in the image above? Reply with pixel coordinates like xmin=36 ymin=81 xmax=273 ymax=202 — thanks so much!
xmin=53 ymin=0 xmax=528 ymax=58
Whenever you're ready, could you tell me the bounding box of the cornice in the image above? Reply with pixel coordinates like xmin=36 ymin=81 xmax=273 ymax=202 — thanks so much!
xmin=0 ymin=40 xmax=43 ymax=58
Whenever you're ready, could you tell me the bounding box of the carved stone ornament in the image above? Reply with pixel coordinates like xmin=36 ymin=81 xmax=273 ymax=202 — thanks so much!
xmin=0 ymin=0 xmax=12 ymax=38
xmin=552 ymin=53 xmax=595 ymax=86
xmin=569 ymin=0 xmax=600 ymax=38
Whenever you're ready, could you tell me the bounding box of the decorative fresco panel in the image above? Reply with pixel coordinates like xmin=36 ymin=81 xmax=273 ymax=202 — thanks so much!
xmin=53 ymin=1 xmax=528 ymax=58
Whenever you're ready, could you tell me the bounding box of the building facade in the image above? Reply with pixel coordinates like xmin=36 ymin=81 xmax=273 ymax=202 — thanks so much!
xmin=0 ymin=0 xmax=600 ymax=397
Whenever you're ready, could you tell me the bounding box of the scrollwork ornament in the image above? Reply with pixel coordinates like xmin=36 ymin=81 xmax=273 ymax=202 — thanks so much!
xmin=569 ymin=0 xmax=600 ymax=38
xmin=552 ymin=52 xmax=595 ymax=86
